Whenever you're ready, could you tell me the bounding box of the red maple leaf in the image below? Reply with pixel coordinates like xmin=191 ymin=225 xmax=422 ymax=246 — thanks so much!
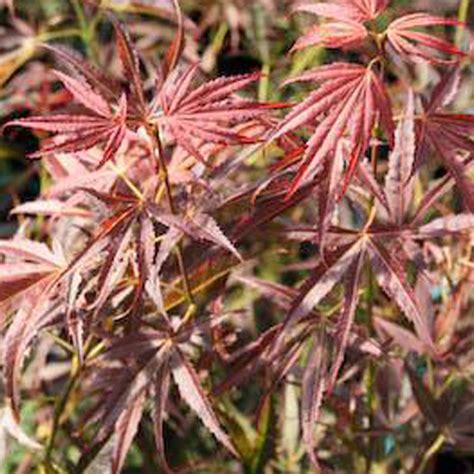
xmin=386 ymin=13 xmax=465 ymax=63
xmin=151 ymin=63 xmax=285 ymax=163
xmin=416 ymin=67 xmax=474 ymax=211
xmin=269 ymin=62 xmax=394 ymax=199
xmin=6 ymin=75 xmax=128 ymax=167
xmin=291 ymin=1 xmax=371 ymax=50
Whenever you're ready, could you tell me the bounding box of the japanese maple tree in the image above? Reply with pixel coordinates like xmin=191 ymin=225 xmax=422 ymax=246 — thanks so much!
xmin=0 ymin=0 xmax=473 ymax=472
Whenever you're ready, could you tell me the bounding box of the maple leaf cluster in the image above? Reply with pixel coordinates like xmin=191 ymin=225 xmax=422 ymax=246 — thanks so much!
xmin=0 ymin=0 xmax=473 ymax=472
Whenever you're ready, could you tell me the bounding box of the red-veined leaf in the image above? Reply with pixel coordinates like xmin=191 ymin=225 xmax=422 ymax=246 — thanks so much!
xmin=153 ymin=65 xmax=281 ymax=161
xmin=386 ymin=13 xmax=465 ymax=63
xmin=112 ymin=20 xmax=147 ymax=115
xmin=111 ymin=391 xmax=146 ymax=474
xmin=52 ymin=69 xmax=111 ymax=117
xmin=171 ymin=348 xmax=237 ymax=457
xmin=367 ymin=237 xmax=434 ymax=349
xmin=3 ymin=301 xmax=62 ymax=416
xmin=152 ymin=364 xmax=174 ymax=474
xmin=302 ymin=330 xmax=328 ymax=472
xmin=287 ymin=237 xmax=365 ymax=328
xmin=328 ymin=249 xmax=364 ymax=392
xmin=272 ymin=63 xmax=393 ymax=198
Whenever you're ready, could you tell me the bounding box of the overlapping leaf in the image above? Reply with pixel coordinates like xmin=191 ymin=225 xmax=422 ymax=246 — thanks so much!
xmin=0 ymin=239 xmax=65 ymax=311
xmin=270 ymin=63 xmax=394 ymax=198
xmin=292 ymin=1 xmax=370 ymax=50
xmin=84 ymin=315 xmax=236 ymax=472
xmin=5 ymin=70 xmax=129 ymax=166
xmin=415 ymin=67 xmax=474 ymax=211
xmin=152 ymin=63 xmax=282 ymax=163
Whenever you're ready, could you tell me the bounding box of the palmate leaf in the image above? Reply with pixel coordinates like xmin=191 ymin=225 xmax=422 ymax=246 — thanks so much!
xmin=282 ymin=229 xmax=434 ymax=356
xmin=5 ymin=86 xmax=129 ymax=165
xmin=282 ymin=171 xmax=474 ymax=387
xmin=386 ymin=14 xmax=465 ymax=64
xmin=55 ymin=194 xmax=144 ymax=318
xmin=3 ymin=20 xmax=149 ymax=166
xmin=215 ymin=274 xmax=380 ymax=398
xmin=85 ymin=318 xmax=236 ymax=472
xmin=270 ymin=63 xmax=393 ymax=199
xmin=152 ymin=64 xmax=284 ymax=163
xmin=293 ymin=1 xmax=463 ymax=60
xmin=292 ymin=2 xmax=369 ymax=50
xmin=272 ymin=207 xmax=466 ymax=466
xmin=216 ymin=269 xmax=384 ymax=395
xmin=55 ymin=186 xmax=242 ymax=327
xmin=415 ymin=68 xmax=474 ymax=211
xmin=0 ymin=239 xmax=65 ymax=311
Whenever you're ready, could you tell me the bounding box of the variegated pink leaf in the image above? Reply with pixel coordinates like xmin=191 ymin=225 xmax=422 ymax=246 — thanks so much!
xmin=387 ymin=14 xmax=465 ymax=63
